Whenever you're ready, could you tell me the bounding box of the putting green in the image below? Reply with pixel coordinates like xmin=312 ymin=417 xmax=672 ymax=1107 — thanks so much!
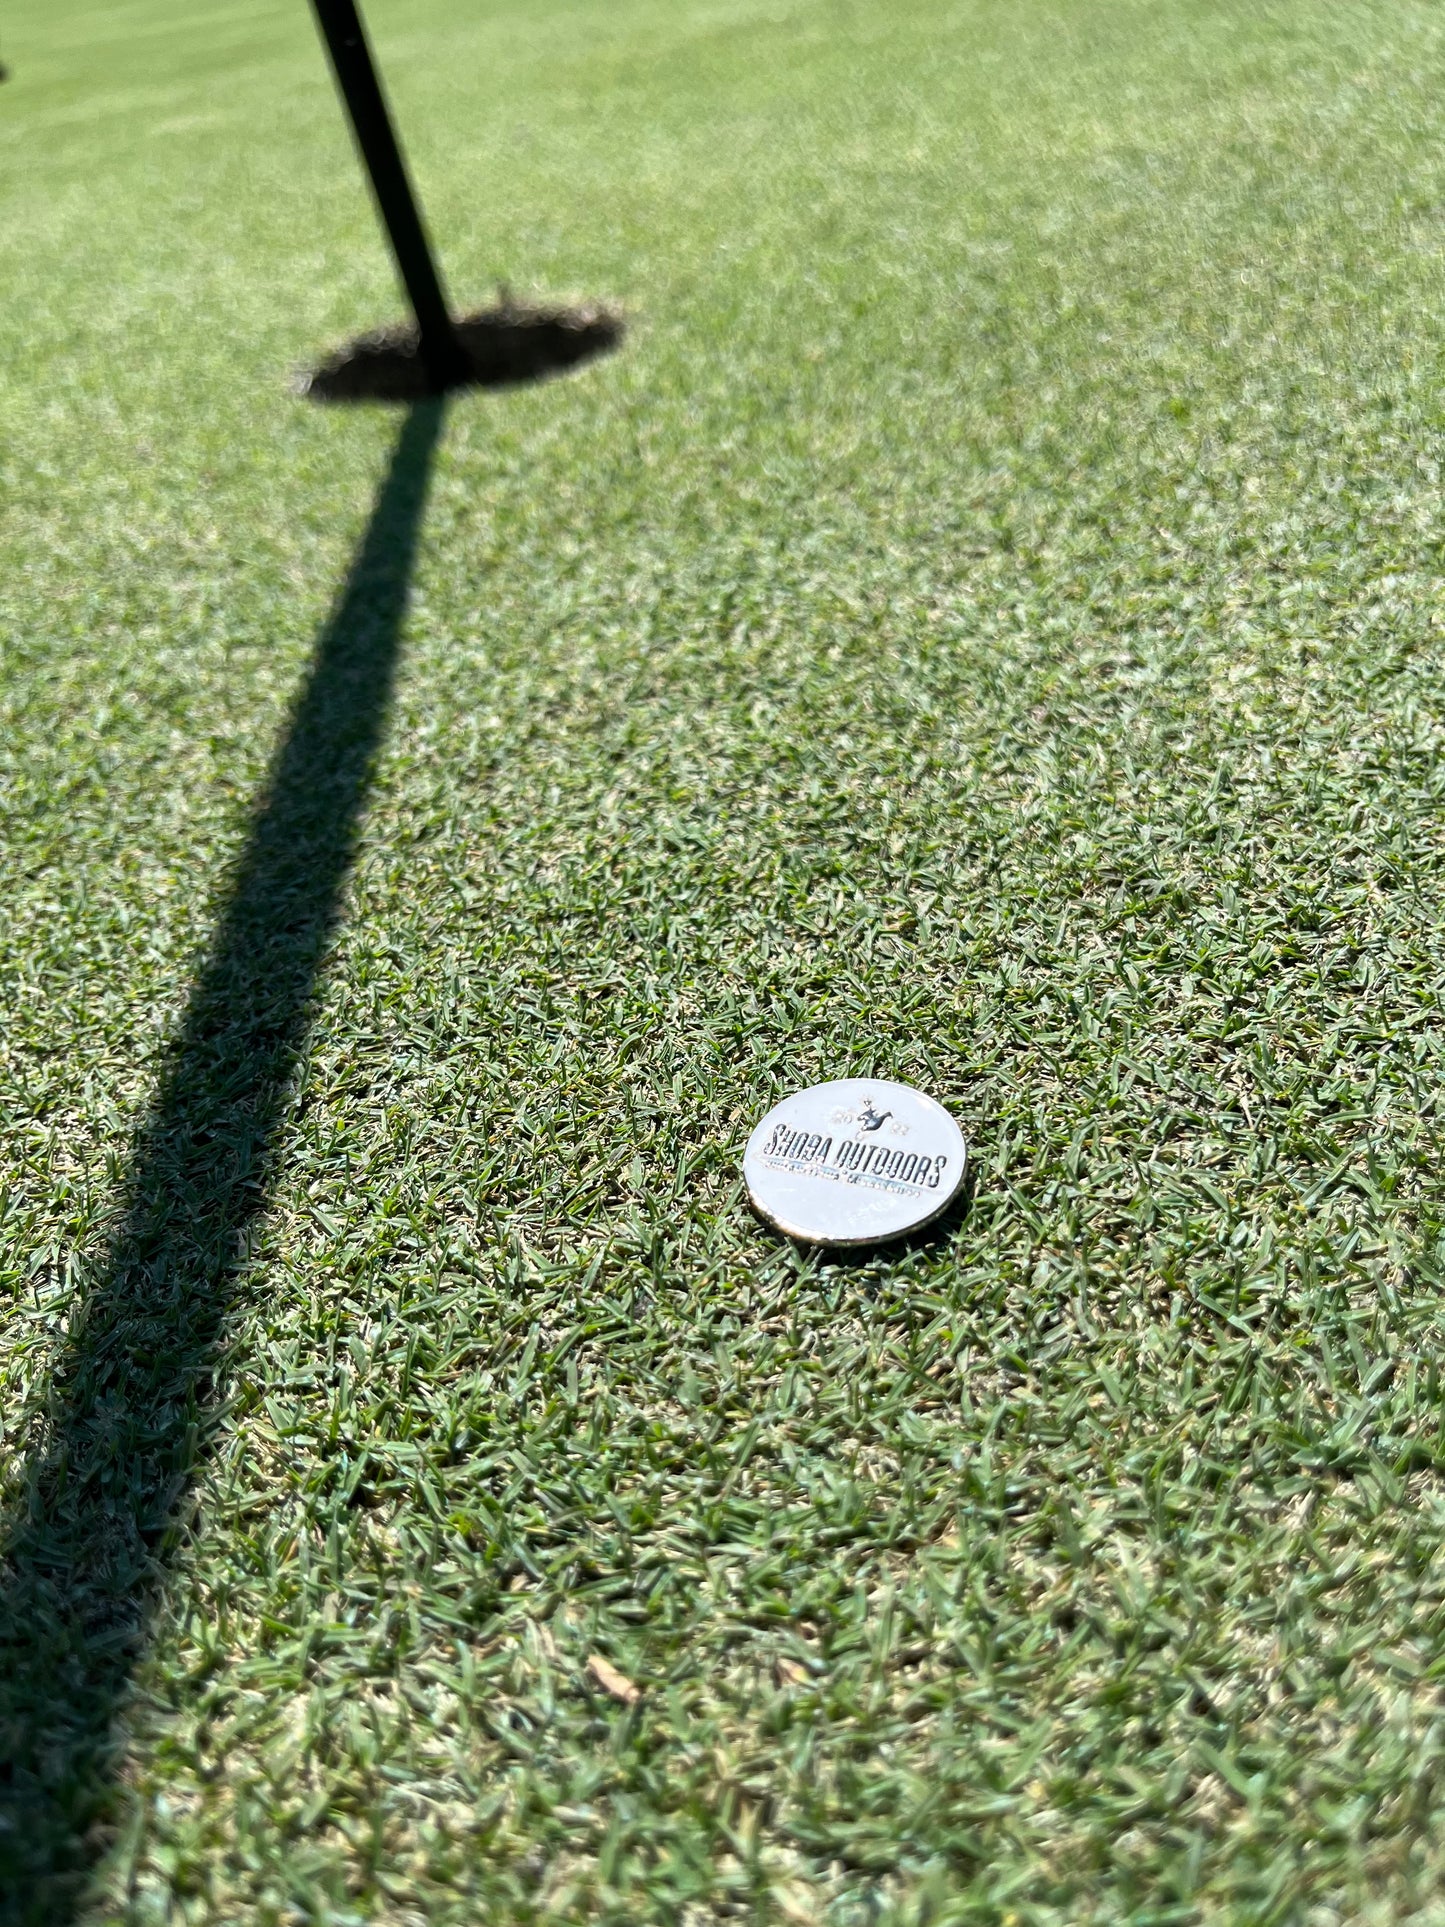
xmin=4 ymin=0 xmax=1445 ymax=1918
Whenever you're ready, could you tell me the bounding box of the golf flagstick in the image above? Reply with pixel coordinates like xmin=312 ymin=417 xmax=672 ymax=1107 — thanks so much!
xmin=309 ymin=0 xmax=468 ymax=393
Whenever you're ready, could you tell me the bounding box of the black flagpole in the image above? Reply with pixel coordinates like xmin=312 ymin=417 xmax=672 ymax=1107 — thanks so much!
xmin=309 ymin=0 xmax=467 ymax=393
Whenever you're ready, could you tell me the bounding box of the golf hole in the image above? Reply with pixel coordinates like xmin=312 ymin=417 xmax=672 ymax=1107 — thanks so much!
xmin=300 ymin=300 xmax=623 ymax=403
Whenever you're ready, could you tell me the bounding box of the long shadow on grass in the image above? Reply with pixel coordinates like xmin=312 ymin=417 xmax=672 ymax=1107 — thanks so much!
xmin=0 ymin=399 xmax=445 ymax=1922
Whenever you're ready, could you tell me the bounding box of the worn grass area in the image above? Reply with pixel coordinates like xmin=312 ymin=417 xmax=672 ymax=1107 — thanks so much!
xmin=5 ymin=0 xmax=1445 ymax=1920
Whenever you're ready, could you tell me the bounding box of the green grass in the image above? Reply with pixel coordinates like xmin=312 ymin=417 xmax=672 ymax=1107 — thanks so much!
xmin=5 ymin=0 xmax=1445 ymax=1918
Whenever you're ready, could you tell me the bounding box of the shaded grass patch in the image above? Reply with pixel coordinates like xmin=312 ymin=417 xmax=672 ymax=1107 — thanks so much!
xmin=0 ymin=401 xmax=444 ymax=1917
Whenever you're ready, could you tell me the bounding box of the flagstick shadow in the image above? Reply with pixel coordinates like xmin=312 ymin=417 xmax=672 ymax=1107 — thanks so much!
xmin=0 ymin=398 xmax=445 ymax=1922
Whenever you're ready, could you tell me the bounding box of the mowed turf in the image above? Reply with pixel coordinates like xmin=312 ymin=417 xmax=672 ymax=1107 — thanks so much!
xmin=4 ymin=0 xmax=1445 ymax=1919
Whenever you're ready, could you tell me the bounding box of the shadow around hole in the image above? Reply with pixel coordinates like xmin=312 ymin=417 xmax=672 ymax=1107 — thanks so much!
xmin=0 ymin=399 xmax=445 ymax=1922
xmin=302 ymin=301 xmax=624 ymax=403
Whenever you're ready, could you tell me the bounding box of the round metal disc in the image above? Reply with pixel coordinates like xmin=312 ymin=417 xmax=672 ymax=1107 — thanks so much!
xmin=744 ymin=1078 xmax=967 ymax=1247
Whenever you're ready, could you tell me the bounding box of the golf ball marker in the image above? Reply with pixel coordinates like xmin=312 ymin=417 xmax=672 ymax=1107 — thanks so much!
xmin=744 ymin=1078 xmax=967 ymax=1247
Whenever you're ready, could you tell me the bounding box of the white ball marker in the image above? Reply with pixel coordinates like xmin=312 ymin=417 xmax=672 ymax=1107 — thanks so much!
xmin=744 ymin=1078 xmax=967 ymax=1247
